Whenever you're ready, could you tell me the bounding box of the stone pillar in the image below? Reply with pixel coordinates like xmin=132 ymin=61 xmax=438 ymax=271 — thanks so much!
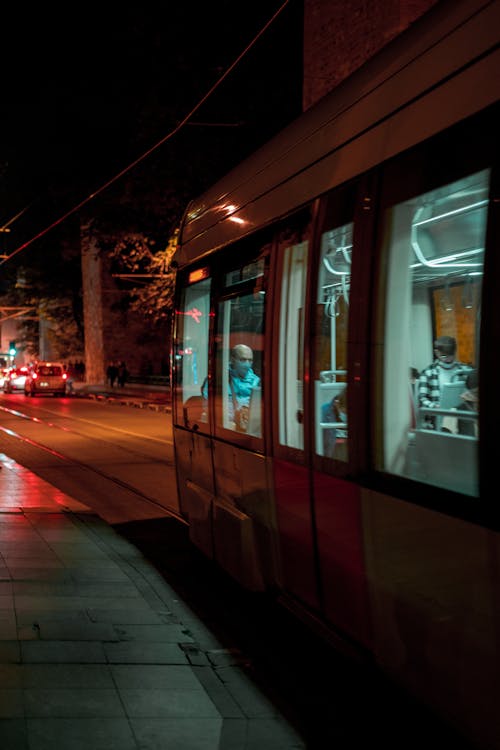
xmin=38 ymin=315 xmax=51 ymax=361
xmin=81 ymin=218 xmax=106 ymax=384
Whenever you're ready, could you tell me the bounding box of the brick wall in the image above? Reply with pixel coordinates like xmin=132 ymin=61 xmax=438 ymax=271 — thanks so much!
xmin=100 ymin=260 xmax=170 ymax=380
xmin=303 ymin=0 xmax=438 ymax=110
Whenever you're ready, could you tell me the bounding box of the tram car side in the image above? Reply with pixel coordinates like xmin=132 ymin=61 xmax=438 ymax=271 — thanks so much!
xmin=170 ymin=1 xmax=500 ymax=747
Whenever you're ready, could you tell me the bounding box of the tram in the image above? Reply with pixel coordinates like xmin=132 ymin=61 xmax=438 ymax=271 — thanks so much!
xmin=170 ymin=1 xmax=500 ymax=746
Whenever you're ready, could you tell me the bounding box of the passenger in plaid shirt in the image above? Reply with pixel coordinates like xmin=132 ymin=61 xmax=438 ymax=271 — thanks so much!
xmin=418 ymin=335 xmax=467 ymax=428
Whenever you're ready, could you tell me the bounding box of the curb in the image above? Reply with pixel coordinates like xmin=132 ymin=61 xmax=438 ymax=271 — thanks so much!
xmin=78 ymin=391 xmax=171 ymax=413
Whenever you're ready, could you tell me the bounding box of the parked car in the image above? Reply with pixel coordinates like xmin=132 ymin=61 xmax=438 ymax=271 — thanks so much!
xmin=0 ymin=368 xmax=10 ymax=389
xmin=3 ymin=366 xmax=30 ymax=393
xmin=24 ymin=362 xmax=67 ymax=397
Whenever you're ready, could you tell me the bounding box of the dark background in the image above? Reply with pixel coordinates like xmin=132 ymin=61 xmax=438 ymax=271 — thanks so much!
xmin=0 ymin=2 xmax=304 ymax=255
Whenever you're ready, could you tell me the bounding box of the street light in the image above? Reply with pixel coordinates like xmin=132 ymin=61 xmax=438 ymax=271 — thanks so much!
xmin=0 ymin=226 xmax=10 ymax=259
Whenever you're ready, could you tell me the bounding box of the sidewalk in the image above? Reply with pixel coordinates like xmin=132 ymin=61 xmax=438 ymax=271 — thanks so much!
xmin=71 ymin=382 xmax=171 ymax=412
xmin=0 ymin=453 xmax=305 ymax=750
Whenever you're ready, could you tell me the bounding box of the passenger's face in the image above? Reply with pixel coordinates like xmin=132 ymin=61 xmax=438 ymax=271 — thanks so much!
xmin=232 ymin=350 xmax=253 ymax=376
xmin=434 ymin=348 xmax=455 ymax=364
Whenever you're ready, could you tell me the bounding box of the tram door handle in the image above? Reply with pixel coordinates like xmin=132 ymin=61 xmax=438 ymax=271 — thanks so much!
xmin=296 ymin=410 xmax=303 ymax=424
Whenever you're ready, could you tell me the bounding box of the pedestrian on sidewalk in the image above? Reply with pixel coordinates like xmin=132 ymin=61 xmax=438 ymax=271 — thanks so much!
xmin=106 ymin=361 xmax=118 ymax=387
xmin=64 ymin=363 xmax=75 ymax=394
xmin=117 ymin=361 xmax=128 ymax=387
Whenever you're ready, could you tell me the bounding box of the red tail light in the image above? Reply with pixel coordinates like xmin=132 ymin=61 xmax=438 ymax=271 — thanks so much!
xmin=32 ymin=372 xmax=38 ymax=379
xmin=63 ymin=373 xmax=67 ymax=380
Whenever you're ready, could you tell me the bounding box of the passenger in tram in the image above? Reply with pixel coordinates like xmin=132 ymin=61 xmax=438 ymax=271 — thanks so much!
xmin=417 ymin=336 xmax=467 ymax=428
xmin=228 ymin=344 xmax=260 ymax=432
xmin=321 ymin=387 xmax=348 ymax=460
xmin=442 ymin=370 xmax=479 ymax=437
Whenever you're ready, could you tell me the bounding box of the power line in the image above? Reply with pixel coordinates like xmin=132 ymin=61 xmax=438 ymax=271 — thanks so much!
xmin=0 ymin=1 xmax=289 ymax=268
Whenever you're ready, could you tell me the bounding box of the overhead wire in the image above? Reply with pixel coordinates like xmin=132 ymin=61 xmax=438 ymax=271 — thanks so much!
xmin=0 ymin=0 xmax=289 ymax=268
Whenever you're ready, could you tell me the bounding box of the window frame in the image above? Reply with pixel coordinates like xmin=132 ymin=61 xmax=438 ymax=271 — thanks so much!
xmin=369 ymin=104 xmax=499 ymax=527
xmin=209 ymin=234 xmax=271 ymax=451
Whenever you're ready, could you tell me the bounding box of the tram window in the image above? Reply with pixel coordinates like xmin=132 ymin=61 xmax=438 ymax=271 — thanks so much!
xmin=173 ymin=275 xmax=211 ymax=429
xmin=379 ymin=169 xmax=488 ymax=497
xmin=277 ymin=224 xmax=310 ymax=450
xmin=215 ymin=267 xmax=265 ymax=439
xmin=313 ymin=220 xmax=352 ymax=461
xmin=225 ymin=258 xmax=265 ymax=287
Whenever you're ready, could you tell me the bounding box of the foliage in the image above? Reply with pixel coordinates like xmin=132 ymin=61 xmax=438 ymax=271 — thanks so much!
xmin=38 ymin=298 xmax=84 ymax=359
xmin=106 ymin=227 xmax=178 ymax=327
xmin=3 ymin=225 xmax=84 ymax=359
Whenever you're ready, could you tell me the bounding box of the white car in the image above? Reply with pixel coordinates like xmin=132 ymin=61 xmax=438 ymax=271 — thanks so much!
xmin=3 ymin=366 xmax=30 ymax=393
xmin=24 ymin=362 xmax=67 ymax=397
xmin=0 ymin=368 xmax=10 ymax=388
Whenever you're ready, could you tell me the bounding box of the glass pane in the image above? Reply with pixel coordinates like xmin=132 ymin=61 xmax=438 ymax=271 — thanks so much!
xmin=380 ymin=169 xmax=487 ymax=496
xmin=174 ymin=276 xmax=211 ymax=428
xmin=215 ymin=287 xmax=264 ymax=438
xmin=278 ymin=234 xmax=309 ymax=450
xmin=314 ymin=221 xmax=352 ymax=461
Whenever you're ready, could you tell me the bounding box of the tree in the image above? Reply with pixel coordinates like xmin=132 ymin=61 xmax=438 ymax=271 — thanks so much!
xmin=106 ymin=229 xmax=177 ymax=326
xmin=4 ymin=221 xmax=84 ymax=360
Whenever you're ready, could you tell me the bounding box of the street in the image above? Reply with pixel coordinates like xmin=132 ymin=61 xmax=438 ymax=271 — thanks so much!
xmin=0 ymin=392 xmax=178 ymax=524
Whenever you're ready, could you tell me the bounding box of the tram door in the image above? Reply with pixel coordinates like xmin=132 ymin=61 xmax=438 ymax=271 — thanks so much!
xmin=273 ymin=192 xmax=370 ymax=645
xmin=273 ymin=214 xmax=320 ymax=609
xmin=172 ymin=270 xmax=214 ymax=557
xmin=310 ymin=186 xmax=370 ymax=646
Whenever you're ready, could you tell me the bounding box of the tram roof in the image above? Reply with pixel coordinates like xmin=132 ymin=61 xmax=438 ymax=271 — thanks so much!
xmin=174 ymin=0 xmax=499 ymax=269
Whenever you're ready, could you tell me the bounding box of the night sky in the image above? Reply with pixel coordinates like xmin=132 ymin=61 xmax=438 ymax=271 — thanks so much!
xmin=0 ymin=2 xmax=303 ymax=257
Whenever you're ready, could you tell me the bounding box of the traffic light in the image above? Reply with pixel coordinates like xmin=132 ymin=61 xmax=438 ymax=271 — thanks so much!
xmin=8 ymin=340 xmax=17 ymax=356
